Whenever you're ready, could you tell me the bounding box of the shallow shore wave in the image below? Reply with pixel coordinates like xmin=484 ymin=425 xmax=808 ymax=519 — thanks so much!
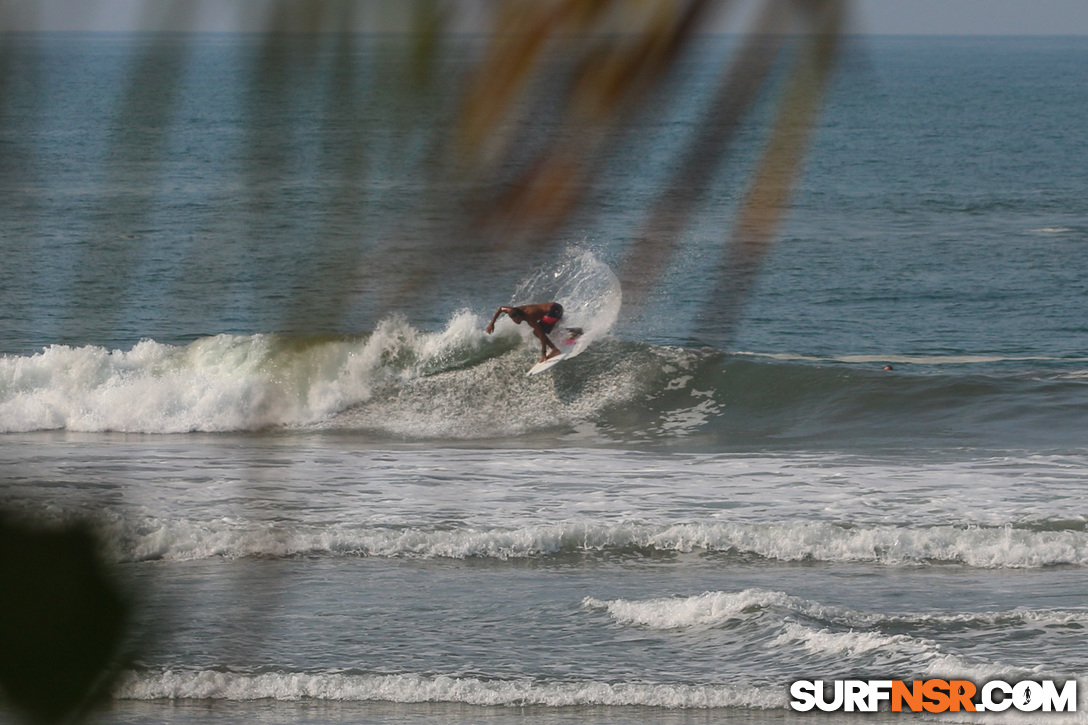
xmin=115 ymin=669 xmax=779 ymax=709
xmin=110 ymin=518 xmax=1088 ymax=569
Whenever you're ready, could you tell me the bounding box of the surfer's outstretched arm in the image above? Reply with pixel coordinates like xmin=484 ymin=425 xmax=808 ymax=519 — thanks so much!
xmin=486 ymin=306 xmax=515 ymax=334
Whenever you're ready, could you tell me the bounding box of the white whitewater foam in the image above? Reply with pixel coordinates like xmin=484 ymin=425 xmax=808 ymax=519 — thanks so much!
xmin=584 ymin=589 xmax=1088 ymax=641
xmin=0 ymin=311 xmax=493 ymax=433
xmin=115 ymin=670 xmax=782 ymax=709
xmin=771 ymin=621 xmax=927 ymax=658
xmin=582 ymin=589 xmax=812 ymax=629
xmin=326 ymin=349 xmax=644 ymax=438
xmin=109 ymin=518 xmax=1088 ymax=568
xmin=0 ymin=336 xmax=277 ymax=433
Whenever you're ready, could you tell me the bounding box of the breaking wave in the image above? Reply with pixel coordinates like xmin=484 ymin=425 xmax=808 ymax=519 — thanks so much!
xmin=2 ymin=238 xmax=1088 ymax=446
xmin=4 ymin=326 xmax=1088 ymax=448
xmin=109 ymin=518 xmax=1088 ymax=569
xmin=115 ymin=669 xmax=780 ymax=709
xmin=582 ymin=588 xmax=1088 ymax=631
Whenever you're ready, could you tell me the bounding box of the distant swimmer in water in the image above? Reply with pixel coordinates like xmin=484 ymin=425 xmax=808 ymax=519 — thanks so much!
xmin=486 ymin=302 xmax=581 ymax=362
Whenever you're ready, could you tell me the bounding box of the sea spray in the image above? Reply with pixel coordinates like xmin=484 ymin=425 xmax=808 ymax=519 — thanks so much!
xmin=512 ymin=248 xmax=623 ymax=357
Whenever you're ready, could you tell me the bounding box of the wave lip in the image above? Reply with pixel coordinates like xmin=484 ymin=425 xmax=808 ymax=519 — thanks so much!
xmin=115 ymin=670 xmax=780 ymax=709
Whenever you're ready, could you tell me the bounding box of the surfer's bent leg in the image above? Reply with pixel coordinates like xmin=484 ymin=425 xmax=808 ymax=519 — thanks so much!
xmin=531 ymin=325 xmax=560 ymax=361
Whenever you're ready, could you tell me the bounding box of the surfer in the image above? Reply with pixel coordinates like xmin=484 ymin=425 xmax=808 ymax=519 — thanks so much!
xmin=486 ymin=302 xmax=567 ymax=362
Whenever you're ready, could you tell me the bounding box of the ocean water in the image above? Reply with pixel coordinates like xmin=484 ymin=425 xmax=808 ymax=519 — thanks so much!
xmin=2 ymin=32 xmax=1088 ymax=724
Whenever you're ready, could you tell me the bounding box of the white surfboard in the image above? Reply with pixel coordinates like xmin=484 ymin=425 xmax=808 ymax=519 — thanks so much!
xmin=526 ymin=327 xmax=587 ymax=376
xmin=527 ymin=352 xmax=567 ymax=376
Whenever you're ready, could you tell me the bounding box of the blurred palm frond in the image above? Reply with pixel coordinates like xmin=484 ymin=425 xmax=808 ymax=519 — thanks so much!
xmin=0 ymin=2 xmax=847 ymax=722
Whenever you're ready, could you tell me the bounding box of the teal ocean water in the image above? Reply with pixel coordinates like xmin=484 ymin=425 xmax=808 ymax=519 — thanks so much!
xmin=2 ymin=33 xmax=1088 ymax=723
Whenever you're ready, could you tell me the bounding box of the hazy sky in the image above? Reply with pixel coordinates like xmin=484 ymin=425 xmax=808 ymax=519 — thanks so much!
xmin=8 ymin=0 xmax=1088 ymax=35
xmin=854 ymin=0 xmax=1088 ymax=35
